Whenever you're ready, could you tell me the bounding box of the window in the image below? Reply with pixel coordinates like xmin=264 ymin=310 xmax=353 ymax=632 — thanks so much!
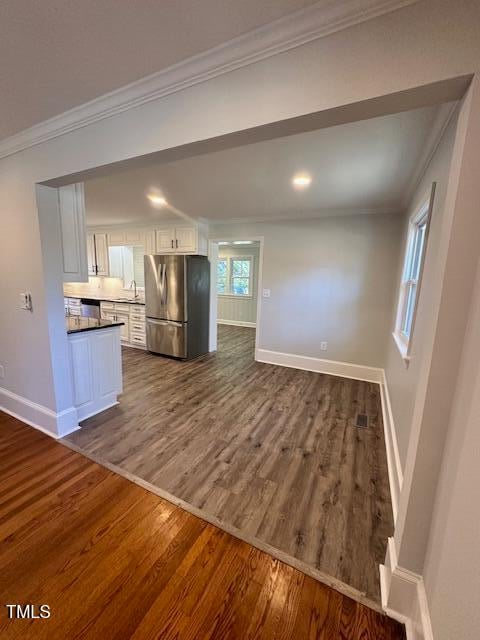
xmin=217 ymin=259 xmax=228 ymax=294
xmin=217 ymin=256 xmax=253 ymax=297
xmin=394 ymin=190 xmax=433 ymax=361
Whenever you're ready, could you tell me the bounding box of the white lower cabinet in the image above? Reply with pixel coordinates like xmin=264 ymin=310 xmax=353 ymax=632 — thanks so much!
xmin=68 ymin=326 xmax=122 ymax=421
xmin=100 ymin=302 xmax=146 ymax=349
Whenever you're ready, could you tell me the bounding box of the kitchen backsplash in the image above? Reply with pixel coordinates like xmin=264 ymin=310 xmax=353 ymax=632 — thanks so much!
xmin=64 ymin=277 xmax=144 ymax=301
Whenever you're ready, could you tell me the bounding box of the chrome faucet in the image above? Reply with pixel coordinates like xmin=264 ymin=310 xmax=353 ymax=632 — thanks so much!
xmin=129 ymin=280 xmax=139 ymax=299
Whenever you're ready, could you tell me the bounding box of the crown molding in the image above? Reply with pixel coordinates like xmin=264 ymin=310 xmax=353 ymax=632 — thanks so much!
xmin=207 ymin=206 xmax=401 ymax=225
xmin=0 ymin=0 xmax=419 ymax=161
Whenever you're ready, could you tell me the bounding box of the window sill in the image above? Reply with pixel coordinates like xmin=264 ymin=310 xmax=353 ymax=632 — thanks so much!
xmin=218 ymin=294 xmax=253 ymax=300
xmin=392 ymin=332 xmax=411 ymax=368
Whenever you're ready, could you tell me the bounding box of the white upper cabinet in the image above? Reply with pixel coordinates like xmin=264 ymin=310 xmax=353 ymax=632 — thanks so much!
xmin=58 ymin=183 xmax=88 ymax=282
xmin=87 ymin=232 xmax=110 ymax=276
xmin=154 ymin=226 xmax=205 ymax=254
xmin=144 ymin=230 xmax=155 ymax=255
xmin=87 ymin=233 xmax=96 ymax=276
xmin=107 ymin=229 xmax=145 ymax=246
xmin=94 ymin=233 xmax=109 ymax=276
xmin=175 ymin=227 xmax=197 ymax=252
xmin=155 ymin=228 xmax=176 ymax=253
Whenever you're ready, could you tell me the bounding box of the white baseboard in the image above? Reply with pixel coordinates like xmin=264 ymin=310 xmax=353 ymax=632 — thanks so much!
xmin=0 ymin=387 xmax=79 ymax=438
xmin=380 ymin=538 xmax=433 ymax=640
xmin=380 ymin=371 xmax=403 ymax=522
xmin=255 ymin=348 xmax=383 ymax=383
xmin=218 ymin=319 xmax=256 ymax=328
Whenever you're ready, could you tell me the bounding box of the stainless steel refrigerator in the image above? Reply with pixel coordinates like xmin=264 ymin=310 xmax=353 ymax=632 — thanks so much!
xmin=144 ymin=254 xmax=210 ymax=359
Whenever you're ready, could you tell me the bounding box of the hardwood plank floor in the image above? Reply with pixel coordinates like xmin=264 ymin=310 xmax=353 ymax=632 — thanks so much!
xmin=0 ymin=411 xmax=405 ymax=639
xmin=67 ymin=325 xmax=394 ymax=603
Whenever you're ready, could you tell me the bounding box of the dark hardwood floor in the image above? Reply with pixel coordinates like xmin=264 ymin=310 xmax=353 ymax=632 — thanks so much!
xmin=0 ymin=411 xmax=404 ymax=639
xmin=66 ymin=325 xmax=394 ymax=604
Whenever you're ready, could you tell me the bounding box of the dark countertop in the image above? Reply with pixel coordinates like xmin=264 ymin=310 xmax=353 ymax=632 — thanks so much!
xmin=64 ymin=294 xmax=145 ymax=305
xmin=66 ymin=316 xmax=125 ymax=334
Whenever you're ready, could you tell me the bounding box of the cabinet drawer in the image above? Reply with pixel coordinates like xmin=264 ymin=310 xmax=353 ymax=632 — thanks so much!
xmin=100 ymin=301 xmax=115 ymax=311
xmin=115 ymin=303 xmax=130 ymax=313
xmin=130 ymin=322 xmax=146 ymax=334
xmin=68 ymin=306 xmax=81 ymax=316
xmin=130 ymin=310 xmax=146 ymax=320
xmin=130 ymin=334 xmax=146 ymax=346
xmin=67 ymin=298 xmax=81 ymax=306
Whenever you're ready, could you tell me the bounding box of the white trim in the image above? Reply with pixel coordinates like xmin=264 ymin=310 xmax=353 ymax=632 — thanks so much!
xmin=380 ymin=371 xmax=404 ymax=522
xmin=217 ymin=319 xmax=256 ymax=328
xmin=392 ymin=330 xmax=411 ymax=365
xmin=380 ymin=538 xmax=433 ymax=640
xmin=0 ymin=387 xmax=80 ymax=438
xmin=394 ymin=185 xmax=436 ymax=361
xmin=255 ymin=348 xmax=383 ymax=383
xmin=0 ymin=0 xmax=419 ymax=160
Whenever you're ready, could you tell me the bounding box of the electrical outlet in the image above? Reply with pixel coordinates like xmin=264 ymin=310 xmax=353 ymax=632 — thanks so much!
xmin=262 ymin=289 xmax=271 ymax=298
xmin=320 ymin=341 xmax=328 ymax=351
xmin=0 ymin=364 xmax=5 ymax=379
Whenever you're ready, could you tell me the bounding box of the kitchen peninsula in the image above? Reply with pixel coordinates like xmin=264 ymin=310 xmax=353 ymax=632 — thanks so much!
xmin=66 ymin=315 xmax=124 ymax=421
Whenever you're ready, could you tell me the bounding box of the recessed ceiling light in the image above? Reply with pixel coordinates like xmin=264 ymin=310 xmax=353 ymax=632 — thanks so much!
xmin=147 ymin=194 xmax=167 ymax=206
xmin=233 ymin=240 xmax=253 ymax=245
xmin=292 ymin=174 xmax=312 ymax=189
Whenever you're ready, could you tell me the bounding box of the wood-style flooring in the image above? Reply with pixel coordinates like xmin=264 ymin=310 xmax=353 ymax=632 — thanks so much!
xmin=0 ymin=411 xmax=404 ymax=639
xmin=67 ymin=325 xmax=394 ymax=603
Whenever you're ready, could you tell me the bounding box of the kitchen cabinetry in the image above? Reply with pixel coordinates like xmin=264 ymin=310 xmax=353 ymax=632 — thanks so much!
xmin=59 ymin=183 xmax=88 ymax=283
xmin=107 ymin=230 xmax=146 ymax=246
xmin=68 ymin=325 xmax=122 ymax=421
xmin=100 ymin=301 xmax=145 ymax=348
xmin=154 ymin=226 xmax=202 ymax=254
xmin=64 ymin=297 xmax=81 ymax=315
xmin=87 ymin=233 xmax=109 ymax=276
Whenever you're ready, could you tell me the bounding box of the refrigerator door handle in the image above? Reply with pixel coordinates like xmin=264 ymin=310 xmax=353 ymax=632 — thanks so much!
xmin=147 ymin=318 xmax=183 ymax=328
xmin=160 ymin=263 xmax=166 ymax=306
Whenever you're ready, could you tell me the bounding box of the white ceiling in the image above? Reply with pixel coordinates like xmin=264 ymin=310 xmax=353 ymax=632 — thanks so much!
xmin=0 ymin=0 xmax=318 ymax=140
xmin=85 ymin=104 xmax=450 ymax=226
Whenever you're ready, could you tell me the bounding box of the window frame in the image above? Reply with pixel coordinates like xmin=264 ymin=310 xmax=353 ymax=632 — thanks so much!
xmin=217 ymin=255 xmax=254 ymax=298
xmin=393 ymin=184 xmax=435 ymax=364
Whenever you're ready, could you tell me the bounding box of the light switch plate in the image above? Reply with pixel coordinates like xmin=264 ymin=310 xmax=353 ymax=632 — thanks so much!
xmin=20 ymin=292 xmax=33 ymax=311
xmin=0 ymin=364 xmax=4 ymax=379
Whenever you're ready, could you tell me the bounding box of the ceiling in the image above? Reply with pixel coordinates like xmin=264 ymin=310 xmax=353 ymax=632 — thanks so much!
xmin=84 ymin=104 xmax=450 ymax=226
xmin=0 ymin=0 xmax=318 ymax=141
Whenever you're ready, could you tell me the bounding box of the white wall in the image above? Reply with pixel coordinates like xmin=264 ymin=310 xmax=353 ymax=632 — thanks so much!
xmin=0 ymin=2 xmax=480 ymax=632
xmin=384 ymin=112 xmax=459 ymax=469
xmin=64 ymin=277 xmax=138 ymax=300
xmin=1 ymin=0 xmax=479 ymax=425
xmin=422 ymin=257 xmax=480 ymax=640
xmin=217 ymin=245 xmax=259 ymax=326
xmin=211 ymin=212 xmax=402 ymax=367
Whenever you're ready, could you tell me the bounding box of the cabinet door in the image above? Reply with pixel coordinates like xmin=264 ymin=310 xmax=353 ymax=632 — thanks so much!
xmin=94 ymin=233 xmax=109 ymax=276
xmin=175 ymin=227 xmax=197 ymax=253
xmin=107 ymin=231 xmax=125 ymax=245
xmin=125 ymin=230 xmax=144 ymax=243
xmin=115 ymin=312 xmax=130 ymax=343
xmin=87 ymin=234 xmax=96 ymax=275
xmin=155 ymin=229 xmax=175 ymax=253
xmin=144 ymin=230 xmax=156 ymax=255
xmin=58 ymin=183 xmax=88 ymax=282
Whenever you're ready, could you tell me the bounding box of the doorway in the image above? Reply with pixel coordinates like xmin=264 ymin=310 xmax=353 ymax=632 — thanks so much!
xmin=208 ymin=237 xmax=264 ymax=357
